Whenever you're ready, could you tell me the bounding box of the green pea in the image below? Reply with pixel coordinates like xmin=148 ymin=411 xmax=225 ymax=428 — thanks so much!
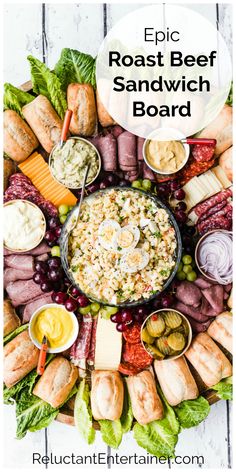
xmin=177 ymin=262 xmax=183 ymax=272
xmin=182 ymin=254 xmax=192 ymax=265
xmin=90 ymin=302 xmax=100 ymax=313
xmin=60 ymin=214 xmax=67 ymax=224
xmin=79 ymin=305 xmax=91 ymax=315
xmin=186 ymin=271 xmax=197 ymax=282
xmin=51 ymin=245 xmax=60 ymax=257
xmin=183 ymin=264 xmax=193 ymax=274
xmin=142 ymin=179 xmax=152 ymax=191
xmin=58 ymin=204 xmax=69 ymax=215
xmin=132 ymin=180 xmax=142 ymax=189
xmin=176 ymin=270 xmax=186 ymax=281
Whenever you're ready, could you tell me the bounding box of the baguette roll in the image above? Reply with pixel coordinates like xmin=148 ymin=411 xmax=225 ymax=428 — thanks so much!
xmin=4 ymin=299 xmax=21 ymax=337
xmin=185 ymin=332 xmax=232 ymax=387
xmin=67 ymin=83 xmax=97 ymax=136
xmin=154 ymin=357 xmax=199 ymax=406
xmin=33 ymin=356 xmax=78 ymax=408
xmin=126 ymin=370 xmax=163 ymax=424
xmin=91 ymin=370 xmax=124 ymax=421
xmin=4 ymin=110 xmax=39 ymax=162
xmin=96 ymin=88 xmax=116 ymax=127
xmin=207 ymin=311 xmax=232 ymax=354
xmin=4 ymin=330 xmax=39 ymax=388
xmin=22 ymin=95 xmax=63 ymax=153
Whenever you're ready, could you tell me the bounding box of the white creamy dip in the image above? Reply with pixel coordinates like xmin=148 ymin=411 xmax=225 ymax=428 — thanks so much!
xmin=4 ymin=200 xmax=46 ymax=251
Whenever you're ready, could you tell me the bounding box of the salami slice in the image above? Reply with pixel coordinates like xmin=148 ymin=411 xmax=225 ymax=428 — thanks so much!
xmin=123 ymin=323 xmax=141 ymax=344
xmin=197 ymin=200 xmax=227 ymax=223
xmin=178 ymin=156 xmax=215 ymax=185
xmin=197 ymin=215 xmax=232 ymax=235
xmin=87 ymin=317 xmax=98 ymax=365
xmin=192 ymin=144 xmax=215 ymax=162
xmin=122 ymin=342 xmax=153 ymax=369
xmin=118 ymin=362 xmax=142 ymax=376
xmin=70 ymin=313 xmax=93 ymax=363
xmin=194 ymin=188 xmax=232 ymax=217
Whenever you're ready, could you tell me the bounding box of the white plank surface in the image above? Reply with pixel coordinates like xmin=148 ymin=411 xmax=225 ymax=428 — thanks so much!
xmin=3 ymin=2 xmax=232 ymax=469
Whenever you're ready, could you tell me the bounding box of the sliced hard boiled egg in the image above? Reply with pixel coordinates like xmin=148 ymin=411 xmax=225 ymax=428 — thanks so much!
xmin=98 ymin=219 xmax=120 ymax=250
xmin=120 ymin=248 xmax=149 ymax=273
xmin=113 ymin=224 xmax=140 ymax=253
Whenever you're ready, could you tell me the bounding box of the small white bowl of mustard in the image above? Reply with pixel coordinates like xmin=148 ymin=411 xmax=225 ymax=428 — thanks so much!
xmin=29 ymin=303 xmax=79 ymax=353
xmin=143 ymin=127 xmax=190 ymax=176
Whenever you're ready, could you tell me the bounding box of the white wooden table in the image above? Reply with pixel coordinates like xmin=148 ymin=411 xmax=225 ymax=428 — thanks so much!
xmin=3 ymin=2 xmax=232 ymax=469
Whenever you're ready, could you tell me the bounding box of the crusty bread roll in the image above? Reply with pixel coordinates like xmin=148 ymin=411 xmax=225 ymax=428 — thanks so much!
xmin=67 ymin=83 xmax=97 ymax=136
xmin=185 ymin=332 xmax=232 ymax=387
xmin=4 ymin=299 xmax=21 ymax=337
xmin=197 ymin=105 xmax=232 ymax=156
xmin=96 ymin=88 xmax=116 ymax=127
xmin=33 ymin=356 xmax=78 ymax=408
xmin=4 ymin=109 xmax=39 ymax=162
xmin=207 ymin=311 xmax=232 ymax=354
xmin=219 ymin=147 xmax=232 ymax=182
xmin=154 ymin=357 xmax=199 ymax=406
xmin=22 ymin=95 xmax=63 ymax=153
xmin=126 ymin=370 xmax=163 ymax=424
xmin=91 ymin=370 xmax=124 ymax=421
xmin=4 ymin=330 xmax=39 ymax=388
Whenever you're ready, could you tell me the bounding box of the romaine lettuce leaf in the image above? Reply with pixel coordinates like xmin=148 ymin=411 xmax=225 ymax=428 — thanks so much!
xmin=120 ymin=383 xmax=133 ymax=433
xmin=211 ymin=376 xmax=233 ymax=400
xmin=27 ymin=55 xmax=67 ymax=118
xmin=174 ymin=396 xmax=210 ymax=429
xmin=98 ymin=419 xmax=123 ymax=449
xmin=4 ymin=83 xmax=34 ymax=118
xmin=3 ymin=323 xmax=29 ymax=346
xmin=54 ymin=48 xmax=96 ymax=90
xmin=74 ymin=379 xmax=95 ymax=444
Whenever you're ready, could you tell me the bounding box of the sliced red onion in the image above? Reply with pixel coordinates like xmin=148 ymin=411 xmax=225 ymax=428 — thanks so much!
xmin=197 ymin=231 xmax=232 ymax=285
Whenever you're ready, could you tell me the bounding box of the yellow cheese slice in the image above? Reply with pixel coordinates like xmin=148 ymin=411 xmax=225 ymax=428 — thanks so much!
xmin=94 ymin=314 xmax=122 ymax=371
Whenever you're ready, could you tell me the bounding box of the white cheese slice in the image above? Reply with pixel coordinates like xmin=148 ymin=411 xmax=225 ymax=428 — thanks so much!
xmin=183 ymin=177 xmax=207 ymax=210
xmin=94 ymin=314 xmax=122 ymax=371
xmin=211 ymin=166 xmax=232 ymax=189
xmin=187 ymin=211 xmax=198 ymax=225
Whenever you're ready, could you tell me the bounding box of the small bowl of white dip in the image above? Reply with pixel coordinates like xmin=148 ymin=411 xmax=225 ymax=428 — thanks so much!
xmin=49 ymin=137 xmax=101 ymax=189
xmin=4 ymin=200 xmax=46 ymax=252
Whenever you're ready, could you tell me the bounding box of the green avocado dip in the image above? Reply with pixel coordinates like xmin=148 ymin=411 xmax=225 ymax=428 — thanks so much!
xmin=50 ymin=138 xmax=100 ymax=188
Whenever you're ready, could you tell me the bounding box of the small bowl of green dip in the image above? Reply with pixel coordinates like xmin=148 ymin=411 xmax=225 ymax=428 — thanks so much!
xmin=49 ymin=136 xmax=101 ymax=189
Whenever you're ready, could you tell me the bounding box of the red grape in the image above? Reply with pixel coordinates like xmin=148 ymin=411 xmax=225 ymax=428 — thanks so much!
xmin=77 ymin=294 xmax=89 ymax=307
xmin=119 ymin=179 xmax=129 ymax=187
xmin=54 ymin=291 xmax=68 ymax=304
xmin=45 ymin=230 xmax=57 ymax=243
xmin=48 ymin=268 xmax=62 ymax=282
xmin=157 ymin=185 xmax=169 ymax=198
xmin=65 ymin=297 xmax=78 ymax=312
xmin=173 ymin=189 xmax=186 ymax=200
xmin=51 ymin=291 xmax=58 ymax=302
xmin=48 ymin=217 xmax=60 ymax=229
xmin=99 ymin=179 xmax=110 ymax=189
xmin=176 ymin=201 xmax=187 ymax=211
xmin=34 ymin=261 xmax=48 ymax=274
xmin=169 ymin=181 xmax=181 ymax=192
xmin=70 ymin=287 xmax=80 ymax=298
xmin=110 ymin=312 xmax=123 ymax=323
xmin=120 ymin=309 xmax=133 ymax=323
xmin=106 ymin=173 xmax=119 ymax=185
xmin=33 ymin=272 xmax=47 ymax=285
xmin=40 ymin=281 xmax=52 ymax=292
xmin=161 ymin=294 xmax=174 ymax=308
xmin=48 ymin=257 xmax=61 ymax=269
xmin=47 ymin=240 xmax=57 ymax=248
xmin=116 ymin=322 xmax=129 ymax=332
xmin=64 ymin=277 xmax=71 ymax=287
xmin=87 ymin=182 xmax=100 ymax=194
xmin=152 ymin=297 xmax=162 ymax=309
xmin=133 ymin=312 xmax=145 ymax=323
xmin=175 ymin=210 xmax=187 ymax=224
xmin=54 ymin=227 xmax=62 ymax=238
xmin=186 ymin=226 xmax=196 ymax=236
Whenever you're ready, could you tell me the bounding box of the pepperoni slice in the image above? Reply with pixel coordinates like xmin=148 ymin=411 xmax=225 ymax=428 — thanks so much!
xmin=192 ymin=144 xmax=215 ymax=162
xmin=123 ymin=342 xmax=153 ymax=369
xmin=118 ymin=362 xmax=142 ymax=376
xmin=123 ymin=323 xmax=141 ymax=344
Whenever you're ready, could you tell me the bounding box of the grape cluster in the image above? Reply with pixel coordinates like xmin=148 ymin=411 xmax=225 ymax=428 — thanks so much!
xmin=44 ymin=216 xmax=62 ymax=247
xmin=75 ymin=172 xmax=131 ymax=199
xmin=110 ymin=306 xmax=149 ymax=332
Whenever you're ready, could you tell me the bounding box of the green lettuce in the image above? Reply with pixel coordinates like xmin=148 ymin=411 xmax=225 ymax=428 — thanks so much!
xmin=3 ymin=323 xmax=29 ymax=345
xmin=98 ymin=419 xmax=123 ymax=449
xmin=16 ymin=384 xmax=77 ymax=439
xmin=3 ymin=354 xmax=55 ymax=405
xmin=120 ymin=384 xmax=133 ymax=433
xmin=133 ymin=389 xmax=179 ymax=458
xmin=27 ymin=55 xmax=67 ymax=118
xmin=211 ymin=376 xmax=233 ymax=400
xmin=226 ymin=82 xmax=233 ymax=106
xmin=54 ymin=48 xmax=96 ymax=90
xmin=174 ymin=396 xmax=210 ymax=429
xmin=74 ymin=379 xmax=95 ymax=444
xmin=4 ymin=83 xmax=34 ymax=118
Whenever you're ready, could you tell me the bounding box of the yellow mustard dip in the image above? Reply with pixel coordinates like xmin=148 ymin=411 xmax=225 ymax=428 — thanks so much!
xmin=146 ymin=140 xmax=186 ymax=173
xmin=33 ymin=307 xmax=74 ymax=348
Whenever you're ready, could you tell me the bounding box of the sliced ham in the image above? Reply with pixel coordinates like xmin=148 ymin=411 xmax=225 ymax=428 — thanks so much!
xmin=4 ymin=267 xmax=34 ymax=287
xmin=6 ymin=279 xmax=44 ymax=306
xmin=137 ymin=137 xmax=145 ymax=160
xmin=118 ymin=131 xmax=137 ymax=170
xmin=174 ymin=301 xmax=210 ymax=322
xmin=202 ymin=285 xmax=224 ymax=315
xmin=22 ymin=293 xmax=53 ymax=322
xmin=4 ymin=241 xmax=50 ymax=256
xmin=4 ymin=254 xmax=34 ymax=271
xmin=36 ymin=253 xmax=49 ymax=262
xmin=175 ymin=281 xmax=202 ymax=306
